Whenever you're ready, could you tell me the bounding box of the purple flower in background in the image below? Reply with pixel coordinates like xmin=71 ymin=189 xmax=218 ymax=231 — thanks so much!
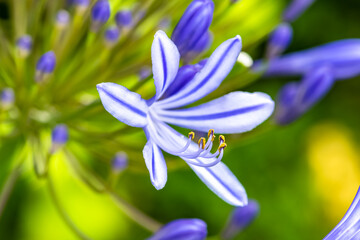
xmin=51 ymin=124 xmax=69 ymax=152
xmin=138 ymin=66 xmax=152 ymax=81
xmin=148 ymin=219 xmax=207 ymax=240
xmin=115 ymin=10 xmax=133 ymax=28
xmin=266 ymin=23 xmax=293 ymax=59
xmin=112 ymin=152 xmax=128 ymax=171
xmin=283 ymin=0 xmax=315 ymax=22
xmin=222 ymin=200 xmax=259 ymax=239
xmin=97 ymin=30 xmax=274 ymax=206
xmin=264 ymin=39 xmax=360 ymax=80
xmin=91 ymin=0 xmax=110 ymax=31
xmin=104 ymin=26 xmax=120 ymax=46
xmin=0 ymin=88 xmax=15 ymax=108
xmin=73 ymin=0 xmax=90 ymax=12
xmin=35 ymin=51 xmax=56 ymax=82
xmin=171 ymin=0 xmax=214 ymax=61
xmin=56 ymin=10 xmax=70 ymax=28
xmin=324 ymin=187 xmax=360 ymax=240
xmin=275 ymin=66 xmax=334 ymax=125
xmin=16 ymin=35 xmax=32 ymax=57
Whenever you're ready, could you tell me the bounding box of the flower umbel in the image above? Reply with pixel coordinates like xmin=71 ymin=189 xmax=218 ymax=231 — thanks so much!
xmin=97 ymin=30 xmax=274 ymax=206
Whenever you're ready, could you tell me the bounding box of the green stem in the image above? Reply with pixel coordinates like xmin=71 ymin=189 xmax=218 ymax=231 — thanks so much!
xmin=0 ymin=166 xmax=22 ymax=220
xmin=47 ymin=175 xmax=92 ymax=240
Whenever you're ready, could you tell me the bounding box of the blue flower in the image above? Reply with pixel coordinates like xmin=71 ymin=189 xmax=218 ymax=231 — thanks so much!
xmin=104 ymin=26 xmax=120 ymax=46
xmin=222 ymin=200 xmax=259 ymax=239
xmin=324 ymin=187 xmax=360 ymax=240
xmin=52 ymin=124 xmax=69 ymax=145
xmin=56 ymin=10 xmax=70 ymax=28
xmin=91 ymin=0 xmax=110 ymax=31
xmin=283 ymin=0 xmax=315 ymax=22
xmin=148 ymin=219 xmax=207 ymax=240
xmin=0 ymin=88 xmax=15 ymax=108
xmin=112 ymin=152 xmax=128 ymax=172
xmin=35 ymin=51 xmax=56 ymax=82
xmin=97 ymin=30 xmax=274 ymax=206
xmin=115 ymin=10 xmax=133 ymax=28
xmin=266 ymin=23 xmax=293 ymax=59
xmin=275 ymin=66 xmax=334 ymax=125
xmin=171 ymin=0 xmax=214 ymax=61
xmin=16 ymin=35 xmax=32 ymax=57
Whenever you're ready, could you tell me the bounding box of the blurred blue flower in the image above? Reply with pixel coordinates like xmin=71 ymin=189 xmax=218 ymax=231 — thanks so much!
xmin=51 ymin=124 xmax=69 ymax=153
xmin=97 ymin=30 xmax=274 ymax=206
xmin=264 ymin=39 xmax=360 ymax=80
xmin=283 ymin=0 xmax=315 ymax=22
xmin=35 ymin=51 xmax=56 ymax=82
xmin=324 ymin=187 xmax=360 ymax=240
xmin=104 ymin=26 xmax=120 ymax=46
xmin=115 ymin=10 xmax=133 ymax=28
xmin=148 ymin=219 xmax=207 ymax=240
xmin=112 ymin=152 xmax=128 ymax=172
xmin=138 ymin=66 xmax=152 ymax=81
xmin=0 ymin=88 xmax=15 ymax=108
xmin=171 ymin=0 xmax=214 ymax=61
xmin=266 ymin=23 xmax=293 ymax=59
xmin=56 ymin=10 xmax=70 ymax=28
xmin=91 ymin=0 xmax=110 ymax=31
xmin=222 ymin=200 xmax=259 ymax=239
xmin=16 ymin=35 xmax=32 ymax=57
xmin=275 ymin=66 xmax=334 ymax=125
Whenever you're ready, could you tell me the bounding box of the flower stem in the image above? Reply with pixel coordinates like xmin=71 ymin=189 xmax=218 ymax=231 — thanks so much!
xmin=47 ymin=175 xmax=91 ymax=240
xmin=0 ymin=165 xmax=22 ymax=220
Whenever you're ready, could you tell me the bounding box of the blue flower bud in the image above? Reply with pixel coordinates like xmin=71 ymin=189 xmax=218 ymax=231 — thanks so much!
xmin=91 ymin=0 xmax=110 ymax=31
xmin=51 ymin=124 xmax=69 ymax=152
xmin=112 ymin=152 xmax=128 ymax=172
xmin=158 ymin=17 xmax=171 ymax=30
xmin=115 ymin=10 xmax=133 ymax=28
xmin=16 ymin=35 xmax=32 ymax=57
xmin=283 ymin=0 xmax=315 ymax=22
xmin=275 ymin=66 xmax=334 ymax=125
xmin=73 ymin=0 xmax=90 ymax=13
xmin=35 ymin=51 xmax=56 ymax=82
xmin=104 ymin=26 xmax=120 ymax=46
xmin=56 ymin=10 xmax=70 ymax=28
xmin=0 ymin=88 xmax=15 ymax=108
xmin=222 ymin=200 xmax=259 ymax=240
xmin=266 ymin=23 xmax=293 ymax=59
xmin=171 ymin=0 xmax=214 ymax=59
xmin=148 ymin=219 xmax=207 ymax=240
xmin=138 ymin=66 xmax=152 ymax=81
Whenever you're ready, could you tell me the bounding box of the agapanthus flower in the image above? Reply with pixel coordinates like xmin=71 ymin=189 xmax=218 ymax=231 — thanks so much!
xmin=16 ymin=35 xmax=33 ymax=58
xmin=97 ymin=30 xmax=274 ymax=206
xmin=55 ymin=10 xmax=70 ymax=28
xmin=266 ymin=23 xmax=293 ymax=59
xmin=283 ymin=0 xmax=315 ymax=22
xmin=115 ymin=10 xmax=133 ymax=28
xmin=148 ymin=218 xmax=207 ymax=240
xmin=275 ymin=66 xmax=334 ymax=124
xmin=104 ymin=26 xmax=120 ymax=46
xmin=324 ymin=187 xmax=360 ymax=240
xmin=51 ymin=124 xmax=69 ymax=152
xmin=35 ymin=51 xmax=56 ymax=82
xmin=222 ymin=200 xmax=259 ymax=239
xmin=0 ymin=88 xmax=15 ymax=108
xmin=112 ymin=152 xmax=128 ymax=172
xmin=91 ymin=0 xmax=111 ymax=31
xmin=171 ymin=0 xmax=214 ymax=61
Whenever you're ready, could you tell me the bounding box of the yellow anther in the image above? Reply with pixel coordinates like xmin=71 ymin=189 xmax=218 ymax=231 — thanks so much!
xmin=218 ymin=143 xmax=227 ymax=151
xmin=219 ymin=135 xmax=225 ymax=143
xmin=188 ymin=131 xmax=195 ymax=140
xmin=198 ymin=137 xmax=206 ymax=149
xmin=208 ymin=129 xmax=215 ymax=141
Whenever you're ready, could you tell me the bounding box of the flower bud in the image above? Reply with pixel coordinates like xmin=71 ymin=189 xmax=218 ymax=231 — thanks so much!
xmin=35 ymin=51 xmax=56 ymax=82
xmin=51 ymin=124 xmax=69 ymax=152
xmin=222 ymin=200 xmax=259 ymax=240
xmin=148 ymin=219 xmax=207 ymax=240
xmin=16 ymin=35 xmax=32 ymax=58
xmin=104 ymin=26 xmax=120 ymax=47
xmin=74 ymin=0 xmax=90 ymax=13
xmin=275 ymin=66 xmax=334 ymax=125
xmin=91 ymin=0 xmax=110 ymax=32
xmin=283 ymin=0 xmax=315 ymax=22
xmin=171 ymin=0 xmax=214 ymax=60
xmin=266 ymin=23 xmax=293 ymax=59
xmin=56 ymin=10 xmax=70 ymax=29
xmin=112 ymin=152 xmax=128 ymax=172
xmin=138 ymin=66 xmax=152 ymax=81
xmin=0 ymin=88 xmax=15 ymax=109
xmin=115 ymin=10 xmax=133 ymax=28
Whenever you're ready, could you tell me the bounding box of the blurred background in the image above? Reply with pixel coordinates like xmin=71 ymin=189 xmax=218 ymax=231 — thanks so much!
xmin=1 ymin=0 xmax=360 ymax=239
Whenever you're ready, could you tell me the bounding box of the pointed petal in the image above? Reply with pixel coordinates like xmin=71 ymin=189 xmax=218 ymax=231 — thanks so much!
xmin=143 ymin=140 xmax=167 ymax=190
xmin=152 ymin=30 xmax=180 ymax=100
xmin=147 ymin=120 xmax=248 ymax=206
xmin=187 ymin=161 xmax=248 ymax=206
xmin=158 ymin=36 xmax=242 ymax=109
xmin=97 ymin=82 xmax=148 ymax=127
xmin=156 ymin=91 xmax=274 ymax=134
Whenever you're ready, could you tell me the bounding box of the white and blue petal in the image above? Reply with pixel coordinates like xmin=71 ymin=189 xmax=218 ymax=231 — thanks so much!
xmin=152 ymin=30 xmax=180 ymax=100
xmin=143 ymin=140 xmax=168 ymax=190
xmin=155 ymin=91 xmax=274 ymax=134
xmin=158 ymin=36 xmax=242 ymax=109
xmin=97 ymin=82 xmax=148 ymax=127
